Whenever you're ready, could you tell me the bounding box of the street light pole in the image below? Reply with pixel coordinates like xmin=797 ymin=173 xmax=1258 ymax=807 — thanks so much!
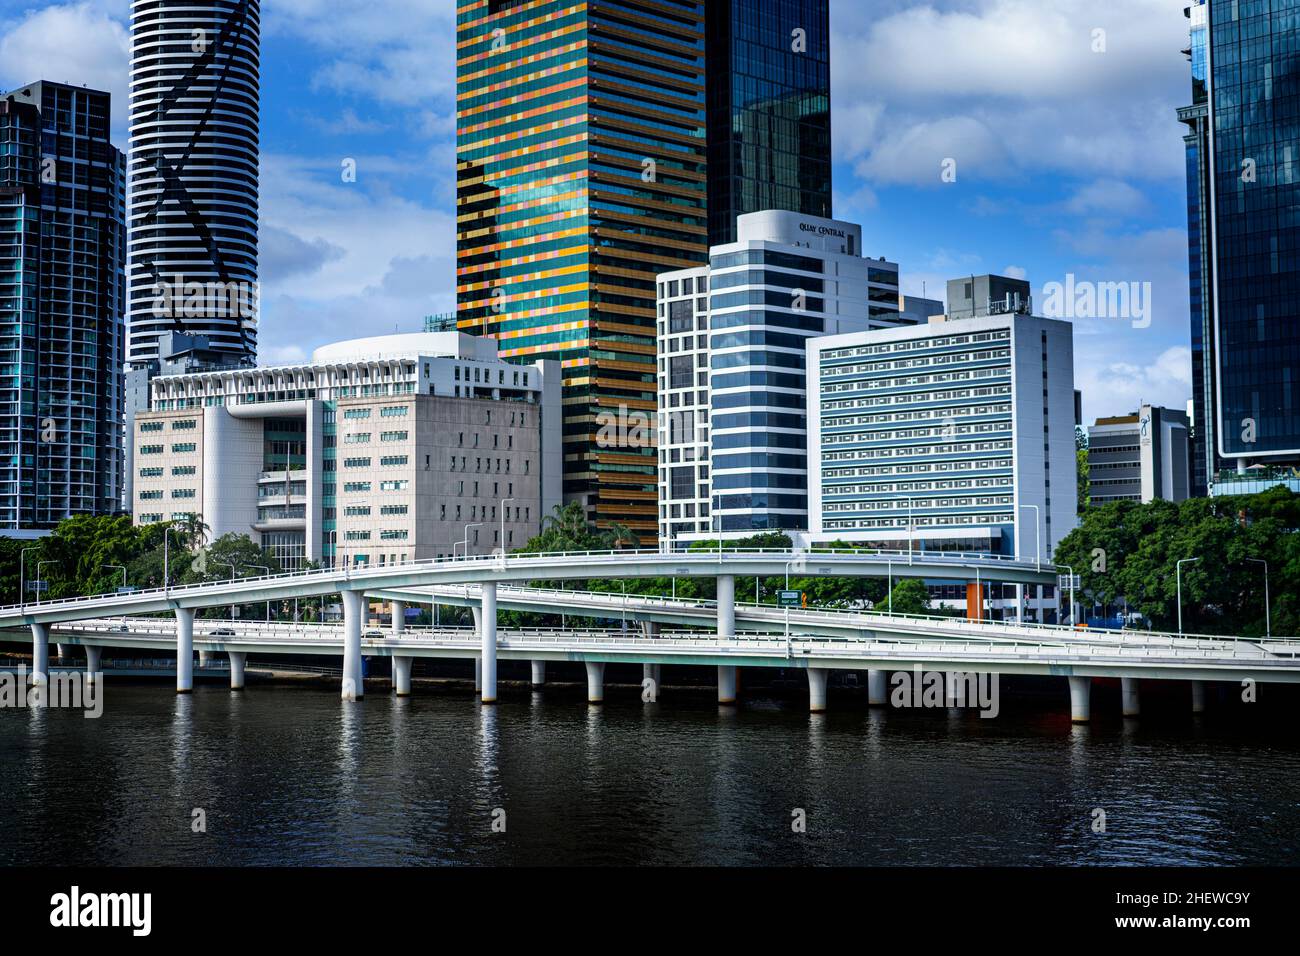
xmin=1246 ymin=557 xmax=1271 ymax=638
xmin=245 ymin=565 xmax=271 ymax=622
xmin=1176 ymin=557 xmax=1201 ymax=638
xmin=460 ymin=523 xmax=484 ymax=560
xmin=19 ymin=546 xmax=39 ymax=608
xmin=1058 ymin=564 xmax=1076 ymax=627
xmin=103 ymin=564 xmax=127 ymax=592
xmin=500 ymin=497 xmax=516 ymax=567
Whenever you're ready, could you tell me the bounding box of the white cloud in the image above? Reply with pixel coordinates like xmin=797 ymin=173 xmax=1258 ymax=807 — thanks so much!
xmin=1075 ymin=345 xmax=1192 ymax=424
xmin=832 ymin=0 xmax=1188 ymax=185
xmin=0 ymin=2 xmax=129 ymax=138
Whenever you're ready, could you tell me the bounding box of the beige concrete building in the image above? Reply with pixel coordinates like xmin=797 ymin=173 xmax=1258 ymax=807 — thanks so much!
xmin=131 ymin=332 xmax=563 ymax=569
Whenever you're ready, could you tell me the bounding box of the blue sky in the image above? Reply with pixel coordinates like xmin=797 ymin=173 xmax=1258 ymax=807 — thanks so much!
xmin=0 ymin=0 xmax=1195 ymax=424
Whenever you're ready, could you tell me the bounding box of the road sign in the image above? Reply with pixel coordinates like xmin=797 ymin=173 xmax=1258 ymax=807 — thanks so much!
xmin=117 ymin=586 xmax=137 ymax=594
xmin=779 ymin=590 xmax=802 ymax=608
xmin=27 ymin=581 xmax=48 ymax=593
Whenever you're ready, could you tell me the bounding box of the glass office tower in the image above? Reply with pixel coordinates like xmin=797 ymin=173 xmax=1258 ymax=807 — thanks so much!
xmin=705 ymin=0 xmax=832 ymax=247
xmin=0 ymin=82 xmax=126 ymax=531
xmin=456 ymin=0 xmax=708 ymax=541
xmin=1181 ymin=0 xmax=1300 ymax=495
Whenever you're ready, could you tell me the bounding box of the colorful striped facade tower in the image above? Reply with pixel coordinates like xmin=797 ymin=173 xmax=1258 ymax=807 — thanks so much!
xmin=456 ymin=0 xmax=708 ymax=543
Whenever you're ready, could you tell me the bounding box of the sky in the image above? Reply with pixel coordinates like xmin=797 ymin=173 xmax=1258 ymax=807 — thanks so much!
xmin=0 ymin=0 xmax=1197 ymax=425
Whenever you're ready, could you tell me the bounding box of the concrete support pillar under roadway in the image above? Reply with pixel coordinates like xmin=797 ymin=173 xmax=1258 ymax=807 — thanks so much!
xmin=30 ymin=623 xmax=49 ymax=689
xmin=340 ymin=590 xmax=364 ymax=702
xmin=867 ymin=670 xmax=888 ymax=707
xmin=474 ymin=657 xmax=482 ymax=694
xmin=586 ymin=661 xmax=605 ymax=704
xmin=530 ymin=661 xmax=546 ymax=688
xmin=480 ymin=583 xmax=498 ymax=705
xmin=1191 ymin=680 xmax=1207 ymax=714
xmin=717 ymin=666 xmax=738 ymax=705
xmin=642 ymin=663 xmax=661 ymax=687
xmin=175 ymin=608 xmax=194 ymax=694
xmin=1121 ymin=677 xmax=1140 ymax=717
xmin=717 ymin=574 xmax=736 ymax=639
xmin=56 ymin=643 xmax=69 ymax=659
xmin=85 ymin=646 xmax=102 ymax=684
xmin=229 ymin=652 xmax=247 ymax=691
xmin=391 ymin=600 xmax=406 ymax=635
xmin=198 ymin=650 xmax=212 ymax=666
xmin=393 ymin=656 xmax=413 ymax=697
xmin=717 ymin=574 xmax=736 ymax=705
xmin=807 ymin=668 xmax=829 ymax=713
xmin=1068 ymin=676 xmax=1091 ymax=723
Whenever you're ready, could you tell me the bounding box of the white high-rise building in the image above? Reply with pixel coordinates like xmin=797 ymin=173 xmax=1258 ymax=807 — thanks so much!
xmin=127 ymin=0 xmax=260 ymax=366
xmin=656 ymin=211 xmax=910 ymax=544
xmin=806 ymin=310 xmax=1077 ymax=561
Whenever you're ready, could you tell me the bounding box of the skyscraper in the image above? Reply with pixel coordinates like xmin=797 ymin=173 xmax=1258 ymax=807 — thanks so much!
xmin=1180 ymin=0 xmax=1300 ymax=496
xmin=127 ymin=0 xmax=260 ymax=368
xmin=0 ymin=82 xmax=126 ymax=531
xmin=456 ymin=0 xmax=709 ymax=541
xmin=705 ymin=0 xmax=832 ymax=247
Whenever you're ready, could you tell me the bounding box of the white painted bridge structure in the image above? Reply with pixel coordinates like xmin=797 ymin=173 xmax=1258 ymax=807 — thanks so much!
xmin=2 ymin=549 xmax=1295 ymax=721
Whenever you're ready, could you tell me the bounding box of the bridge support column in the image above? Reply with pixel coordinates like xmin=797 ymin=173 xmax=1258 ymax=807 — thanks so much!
xmin=585 ymin=661 xmax=605 ymax=704
xmin=56 ymin=643 xmax=69 ymax=659
xmin=229 ymin=652 xmax=246 ymax=691
xmin=480 ymin=583 xmax=497 ymax=704
xmin=642 ymin=663 xmax=661 ymax=686
xmin=1067 ymin=676 xmax=1091 ymax=723
xmin=175 ymin=609 xmax=194 ymax=694
xmin=717 ymin=574 xmax=737 ymax=705
xmin=474 ymin=657 xmax=482 ymax=694
xmin=393 ymin=656 xmax=413 ymax=697
xmin=717 ymin=666 xmax=738 ymax=705
xmin=391 ymin=600 xmax=406 ymax=635
xmin=807 ymin=668 xmax=829 ymax=713
xmin=1191 ymin=680 xmax=1207 ymax=714
xmin=85 ymin=646 xmax=102 ymax=685
xmin=30 ymin=623 xmax=48 ymax=689
xmin=198 ymin=650 xmax=212 ymax=666
xmin=1121 ymin=677 xmax=1140 ymax=717
xmin=341 ymin=590 xmax=364 ymax=702
xmin=530 ymin=661 xmax=546 ymax=688
xmin=867 ymin=669 xmax=888 ymax=707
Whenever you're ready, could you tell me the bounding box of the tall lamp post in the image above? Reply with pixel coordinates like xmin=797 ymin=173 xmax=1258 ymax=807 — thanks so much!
xmin=500 ymin=497 xmax=516 ymax=568
xmin=214 ymin=560 xmax=237 ymax=621
xmin=18 ymin=546 xmax=39 ymax=608
xmin=1176 ymin=557 xmax=1201 ymax=638
xmin=1246 ymin=557 xmax=1271 ymax=639
xmin=1017 ymin=503 xmax=1042 ymax=625
xmin=460 ymin=523 xmax=483 ymax=560
xmin=245 ymin=565 xmax=271 ymax=622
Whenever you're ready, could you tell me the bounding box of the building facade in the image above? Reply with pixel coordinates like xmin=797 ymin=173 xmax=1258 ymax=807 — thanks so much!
xmin=1088 ymin=405 xmax=1192 ymax=507
xmin=656 ymin=211 xmax=906 ymax=542
xmin=1180 ymin=0 xmax=1300 ymax=496
xmin=806 ymin=311 xmax=1078 ymax=562
xmin=705 ymin=0 xmax=832 ymax=247
xmin=0 ymin=82 xmax=126 ymax=533
xmin=127 ymin=0 xmax=261 ymax=366
xmin=456 ymin=0 xmax=708 ymax=542
xmin=131 ymin=333 xmax=562 ymax=568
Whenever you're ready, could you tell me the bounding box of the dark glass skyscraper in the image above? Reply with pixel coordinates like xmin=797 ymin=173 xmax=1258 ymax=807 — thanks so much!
xmin=1181 ymin=0 xmax=1300 ymax=495
xmin=705 ymin=0 xmax=832 ymax=247
xmin=0 ymin=82 xmax=126 ymax=530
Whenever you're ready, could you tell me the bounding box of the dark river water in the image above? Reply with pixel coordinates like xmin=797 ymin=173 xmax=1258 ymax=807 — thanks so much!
xmin=2 ymin=671 xmax=1297 ymax=866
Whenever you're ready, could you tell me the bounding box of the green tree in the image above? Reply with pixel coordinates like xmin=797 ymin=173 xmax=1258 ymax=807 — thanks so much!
xmin=885 ymin=578 xmax=932 ymax=617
